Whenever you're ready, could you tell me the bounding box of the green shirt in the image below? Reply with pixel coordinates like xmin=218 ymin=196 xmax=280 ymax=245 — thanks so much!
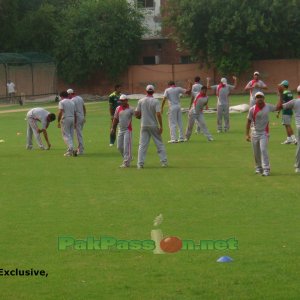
xmin=282 ymin=90 xmax=293 ymax=115
xmin=109 ymin=92 xmax=121 ymax=116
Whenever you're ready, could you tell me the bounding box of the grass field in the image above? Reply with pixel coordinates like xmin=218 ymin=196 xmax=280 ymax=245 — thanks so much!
xmin=1 ymin=94 xmax=300 ymax=299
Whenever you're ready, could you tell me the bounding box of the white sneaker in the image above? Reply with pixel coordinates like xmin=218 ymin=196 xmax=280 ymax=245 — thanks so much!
xmin=137 ymin=165 xmax=144 ymax=169
xmin=295 ymin=168 xmax=300 ymax=173
xmin=119 ymin=164 xmax=129 ymax=168
xmin=168 ymin=140 xmax=178 ymax=143
xmin=184 ymin=138 xmax=188 ymax=142
xmin=109 ymin=143 xmax=114 ymax=147
xmin=161 ymin=163 xmax=168 ymax=167
xmin=64 ymin=152 xmax=72 ymax=157
xmin=281 ymin=139 xmax=292 ymax=144
xmin=262 ymin=171 xmax=270 ymax=176
xmin=255 ymin=168 xmax=263 ymax=174
xmin=217 ymin=130 xmax=222 ymax=133
xmin=208 ymin=137 xmax=214 ymax=141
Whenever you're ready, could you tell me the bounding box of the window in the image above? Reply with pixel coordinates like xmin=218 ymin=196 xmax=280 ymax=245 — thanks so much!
xmin=143 ymin=56 xmax=156 ymax=65
xmin=137 ymin=0 xmax=154 ymax=8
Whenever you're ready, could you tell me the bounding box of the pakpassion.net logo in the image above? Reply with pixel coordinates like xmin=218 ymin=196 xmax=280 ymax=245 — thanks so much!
xmin=58 ymin=214 xmax=238 ymax=254
xmin=58 ymin=236 xmax=238 ymax=254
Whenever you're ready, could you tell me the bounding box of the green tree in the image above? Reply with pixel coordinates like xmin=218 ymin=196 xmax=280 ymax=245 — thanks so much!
xmin=166 ymin=0 xmax=300 ymax=75
xmin=54 ymin=0 xmax=145 ymax=83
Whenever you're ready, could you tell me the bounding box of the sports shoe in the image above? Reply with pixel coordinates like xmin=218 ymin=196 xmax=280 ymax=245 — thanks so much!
xmin=255 ymin=168 xmax=263 ymax=174
xmin=262 ymin=171 xmax=270 ymax=176
xmin=295 ymin=168 xmax=300 ymax=173
xmin=26 ymin=145 xmax=33 ymax=150
xmin=217 ymin=130 xmax=222 ymax=133
xmin=161 ymin=163 xmax=168 ymax=167
xmin=293 ymin=139 xmax=298 ymax=145
xmin=168 ymin=140 xmax=178 ymax=143
xmin=72 ymin=150 xmax=78 ymax=157
xmin=109 ymin=143 xmax=114 ymax=147
xmin=208 ymin=137 xmax=214 ymax=141
xmin=119 ymin=164 xmax=129 ymax=168
xmin=184 ymin=138 xmax=188 ymax=142
xmin=137 ymin=165 xmax=144 ymax=169
xmin=281 ymin=139 xmax=292 ymax=144
xmin=178 ymin=139 xmax=185 ymax=143
xmin=64 ymin=152 xmax=72 ymax=157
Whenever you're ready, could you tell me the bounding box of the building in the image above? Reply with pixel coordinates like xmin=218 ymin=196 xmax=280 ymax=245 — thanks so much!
xmin=128 ymin=0 xmax=191 ymax=65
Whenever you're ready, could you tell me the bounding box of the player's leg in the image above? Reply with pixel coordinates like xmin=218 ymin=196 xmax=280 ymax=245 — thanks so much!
xmin=260 ymin=134 xmax=270 ymax=175
xmin=177 ymin=106 xmax=184 ymax=141
xmin=198 ymin=113 xmax=213 ymax=141
xmin=122 ymin=130 xmax=132 ymax=167
xmin=251 ymin=136 xmax=262 ymax=174
xmin=151 ymin=127 xmax=168 ymax=166
xmin=28 ymin=118 xmax=44 ymax=149
xmin=168 ymin=106 xmax=177 ymax=142
xmin=26 ymin=120 xmax=33 ymax=149
xmin=110 ymin=119 xmax=116 ymax=146
xmin=76 ymin=117 xmax=84 ymax=154
xmin=117 ymin=130 xmax=125 ymax=157
xmin=137 ymin=127 xmax=151 ymax=168
xmin=217 ymin=105 xmax=222 ymax=132
xmin=295 ymin=127 xmax=300 ymax=172
xmin=224 ymin=104 xmax=230 ymax=132
xmin=185 ymin=112 xmax=195 ymax=141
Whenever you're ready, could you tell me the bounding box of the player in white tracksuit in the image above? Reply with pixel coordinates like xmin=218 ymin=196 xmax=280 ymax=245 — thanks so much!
xmin=246 ymin=91 xmax=280 ymax=176
xmin=161 ymin=80 xmax=192 ymax=143
xmin=67 ymin=89 xmax=86 ymax=155
xmin=185 ymin=86 xmax=213 ymax=141
xmin=135 ymin=85 xmax=167 ymax=169
xmin=208 ymin=76 xmax=237 ymax=132
xmin=57 ymin=91 xmax=76 ymax=157
xmin=279 ymin=85 xmax=300 ymax=173
xmin=190 ymin=76 xmax=203 ymax=134
xmin=26 ymin=108 xmax=56 ymax=150
xmin=111 ymin=94 xmax=134 ymax=168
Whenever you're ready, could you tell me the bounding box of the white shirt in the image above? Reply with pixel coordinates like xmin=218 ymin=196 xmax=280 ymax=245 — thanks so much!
xmin=7 ymin=82 xmax=16 ymax=94
xmin=59 ymin=98 xmax=75 ymax=119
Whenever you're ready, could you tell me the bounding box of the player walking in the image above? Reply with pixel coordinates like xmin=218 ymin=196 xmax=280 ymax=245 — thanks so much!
xmin=26 ymin=108 xmax=56 ymax=150
xmin=57 ymin=91 xmax=76 ymax=157
xmin=67 ymin=89 xmax=86 ymax=155
xmin=135 ymin=85 xmax=167 ymax=169
xmin=111 ymin=94 xmax=134 ymax=168
xmin=246 ymin=92 xmax=280 ymax=176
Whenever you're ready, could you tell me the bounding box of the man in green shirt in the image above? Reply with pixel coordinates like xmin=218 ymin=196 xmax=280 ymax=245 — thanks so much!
xmin=278 ymin=80 xmax=297 ymax=144
xmin=108 ymin=84 xmax=122 ymax=146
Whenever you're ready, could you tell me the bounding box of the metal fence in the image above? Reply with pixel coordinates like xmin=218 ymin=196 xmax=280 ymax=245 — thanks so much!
xmin=0 ymin=52 xmax=57 ymax=104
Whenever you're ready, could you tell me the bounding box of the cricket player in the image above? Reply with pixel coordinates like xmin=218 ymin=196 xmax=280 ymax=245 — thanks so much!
xmin=276 ymin=80 xmax=297 ymax=145
xmin=208 ymin=76 xmax=237 ymax=133
xmin=109 ymin=84 xmax=122 ymax=146
xmin=111 ymin=94 xmax=134 ymax=168
xmin=185 ymin=86 xmax=213 ymax=142
xmin=67 ymin=89 xmax=86 ymax=155
xmin=26 ymin=108 xmax=56 ymax=150
xmin=246 ymin=91 xmax=280 ymax=176
xmin=161 ymin=80 xmax=192 ymax=143
xmin=244 ymin=71 xmax=267 ymax=107
xmin=278 ymin=85 xmax=300 ymax=173
xmin=189 ymin=76 xmax=203 ymax=134
xmin=57 ymin=91 xmax=76 ymax=157
xmin=135 ymin=85 xmax=168 ymax=169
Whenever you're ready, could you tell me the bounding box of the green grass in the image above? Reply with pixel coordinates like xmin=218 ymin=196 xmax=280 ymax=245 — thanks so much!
xmin=1 ymin=95 xmax=300 ymax=299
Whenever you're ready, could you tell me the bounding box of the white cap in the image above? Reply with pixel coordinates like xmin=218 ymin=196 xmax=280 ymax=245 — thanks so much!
xmin=119 ymin=94 xmax=128 ymax=100
xmin=221 ymin=78 xmax=227 ymax=84
xmin=67 ymin=88 xmax=74 ymax=94
xmin=254 ymin=71 xmax=260 ymax=76
xmin=146 ymin=84 xmax=155 ymax=91
xmin=297 ymin=85 xmax=300 ymax=92
xmin=255 ymin=91 xmax=264 ymax=98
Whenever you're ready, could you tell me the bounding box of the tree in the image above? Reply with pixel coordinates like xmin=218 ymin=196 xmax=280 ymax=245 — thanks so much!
xmin=165 ymin=0 xmax=300 ymax=75
xmin=54 ymin=0 xmax=145 ymax=84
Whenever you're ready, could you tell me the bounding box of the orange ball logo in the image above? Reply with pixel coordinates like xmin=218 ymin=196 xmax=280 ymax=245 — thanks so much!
xmin=160 ymin=236 xmax=182 ymax=253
